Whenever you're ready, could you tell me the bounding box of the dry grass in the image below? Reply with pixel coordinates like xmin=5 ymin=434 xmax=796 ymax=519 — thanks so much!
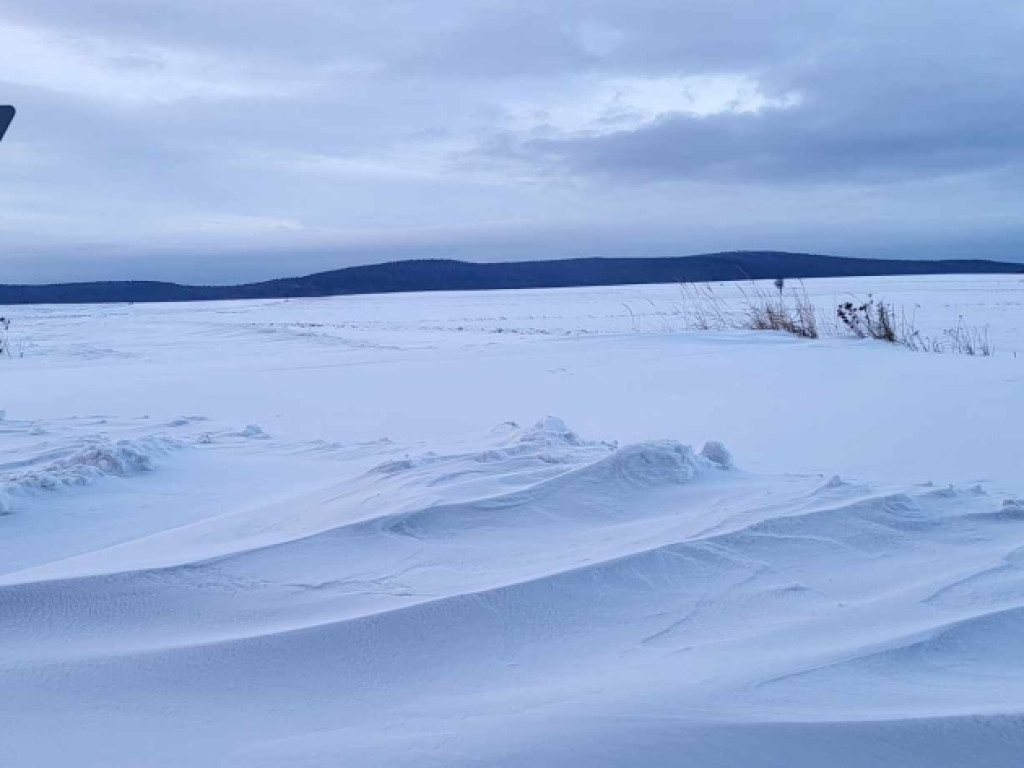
xmin=677 ymin=279 xmax=821 ymax=338
xmin=835 ymin=296 xmax=994 ymax=356
xmin=738 ymin=281 xmax=819 ymax=339
xmin=672 ymin=281 xmax=994 ymax=356
xmin=678 ymin=279 xmax=819 ymax=338
xmin=942 ymin=316 xmax=994 ymax=356
xmin=677 ymin=282 xmax=732 ymax=331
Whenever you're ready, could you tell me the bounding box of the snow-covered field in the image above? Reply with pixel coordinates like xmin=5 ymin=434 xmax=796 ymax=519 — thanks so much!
xmin=2 ymin=274 xmax=1024 ymax=767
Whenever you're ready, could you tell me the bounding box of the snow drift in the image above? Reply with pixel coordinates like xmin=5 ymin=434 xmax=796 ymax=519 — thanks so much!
xmin=3 ymin=416 xmax=1024 ymax=767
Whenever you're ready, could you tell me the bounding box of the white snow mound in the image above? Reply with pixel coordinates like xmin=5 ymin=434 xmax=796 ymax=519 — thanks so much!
xmin=700 ymin=440 xmax=734 ymax=469
xmin=516 ymin=415 xmax=587 ymax=447
xmin=570 ymin=439 xmax=725 ymax=486
xmin=0 ymin=436 xmax=181 ymax=512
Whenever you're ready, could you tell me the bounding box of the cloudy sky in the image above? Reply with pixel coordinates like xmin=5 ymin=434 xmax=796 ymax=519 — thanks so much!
xmin=1 ymin=1 xmax=1022 ymax=283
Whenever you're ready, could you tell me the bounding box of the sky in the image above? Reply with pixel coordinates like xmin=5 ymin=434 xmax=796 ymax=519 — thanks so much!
xmin=0 ymin=0 xmax=1022 ymax=284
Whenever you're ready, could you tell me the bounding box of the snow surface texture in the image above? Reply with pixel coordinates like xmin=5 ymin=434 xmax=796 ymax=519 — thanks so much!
xmin=2 ymin=275 xmax=1024 ymax=766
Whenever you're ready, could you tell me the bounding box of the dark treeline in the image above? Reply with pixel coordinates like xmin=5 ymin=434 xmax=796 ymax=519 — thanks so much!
xmin=2 ymin=251 xmax=1022 ymax=305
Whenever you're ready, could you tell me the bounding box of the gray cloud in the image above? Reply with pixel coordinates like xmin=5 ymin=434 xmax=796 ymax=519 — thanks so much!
xmin=515 ymin=1 xmax=1024 ymax=183
xmin=1 ymin=0 xmax=1022 ymax=282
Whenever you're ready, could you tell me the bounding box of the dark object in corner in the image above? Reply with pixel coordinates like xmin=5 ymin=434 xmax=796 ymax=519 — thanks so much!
xmin=0 ymin=106 xmax=15 ymax=143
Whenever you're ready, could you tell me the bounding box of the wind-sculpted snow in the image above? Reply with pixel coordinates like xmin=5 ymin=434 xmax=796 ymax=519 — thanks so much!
xmin=3 ymin=415 xmax=1024 ymax=766
xmin=3 ymin=276 xmax=1024 ymax=767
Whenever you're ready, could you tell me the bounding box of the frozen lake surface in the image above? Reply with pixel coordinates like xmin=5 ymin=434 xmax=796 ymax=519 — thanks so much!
xmin=2 ymin=274 xmax=1024 ymax=766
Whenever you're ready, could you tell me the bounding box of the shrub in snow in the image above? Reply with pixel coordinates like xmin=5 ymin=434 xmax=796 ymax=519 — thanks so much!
xmin=837 ymin=296 xmax=993 ymax=356
xmin=836 ymin=297 xmax=899 ymax=343
xmin=675 ymin=281 xmax=993 ymax=356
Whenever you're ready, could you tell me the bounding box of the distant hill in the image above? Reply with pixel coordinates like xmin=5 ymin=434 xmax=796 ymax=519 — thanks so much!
xmin=1 ymin=251 xmax=1022 ymax=305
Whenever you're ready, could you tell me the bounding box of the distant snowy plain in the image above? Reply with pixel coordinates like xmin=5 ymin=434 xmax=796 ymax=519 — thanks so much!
xmin=2 ymin=274 xmax=1024 ymax=766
